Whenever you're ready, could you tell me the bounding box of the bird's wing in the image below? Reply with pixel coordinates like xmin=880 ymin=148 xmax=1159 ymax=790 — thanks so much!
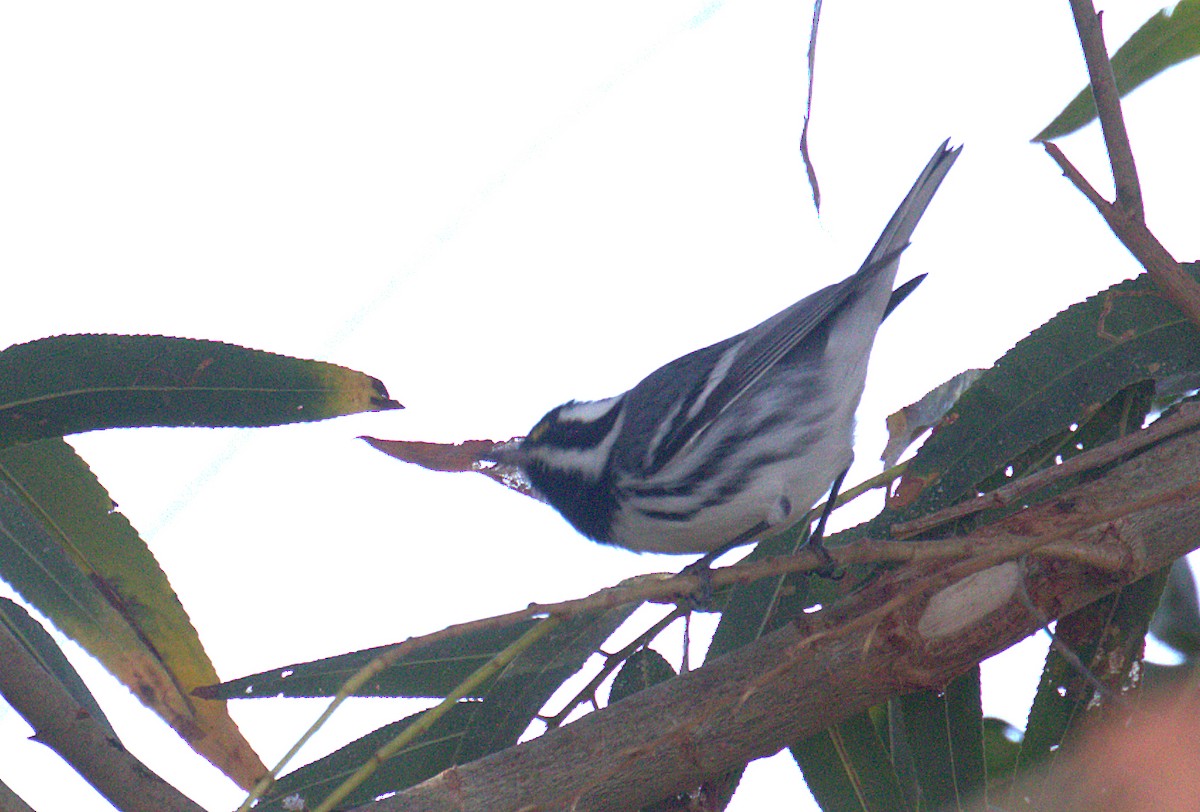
xmin=638 ymin=142 xmax=960 ymax=474
xmin=640 ymin=251 xmax=901 ymax=473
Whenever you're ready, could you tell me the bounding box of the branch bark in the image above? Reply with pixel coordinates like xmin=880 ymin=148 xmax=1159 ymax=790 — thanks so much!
xmin=361 ymin=421 xmax=1200 ymax=812
xmin=1043 ymin=142 xmax=1200 ymax=331
xmin=0 ymin=621 xmax=207 ymax=812
xmin=1066 ymin=0 xmax=1142 ymax=218
xmin=1043 ymin=0 xmax=1200 ymax=329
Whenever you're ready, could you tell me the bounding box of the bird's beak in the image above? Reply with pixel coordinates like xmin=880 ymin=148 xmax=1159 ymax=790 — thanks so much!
xmin=482 ymin=438 xmax=527 ymax=467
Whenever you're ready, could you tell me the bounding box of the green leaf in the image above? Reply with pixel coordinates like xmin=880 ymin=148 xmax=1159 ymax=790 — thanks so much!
xmin=708 ymin=525 xmax=852 ymax=661
xmin=0 ymin=334 xmax=400 ymax=447
xmin=257 ymin=703 xmax=476 ymax=812
xmin=0 ymin=596 xmax=118 ymax=741
xmin=248 ymin=606 xmax=637 ymax=808
xmin=708 ymin=523 xmax=867 ymax=808
xmin=0 ymin=438 xmax=264 ymax=787
xmin=454 ymin=605 xmax=636 ymax=763
xmin=955 ymin=380 xmax=1156 ymax=534
xmin=0 ymin=448 xmax=183 ymax=700
xmin=882 ymin=268 xmax=1200 ymax=527
xmin=894 ymin=669 xmax=985 ymax=811
xmin=982 ymin=718 xmax=1022 ymax=798
xmin=1036 ymin=0 xmax=1200 ymax=140
xmin=609 ymin=647 xmax=676 ymax=705
xmin=791 ymin=711 xmax=910 ymax=812
xmin=194 ymin=619 xmax=544 ymax=700
xmin=1149 ymin=558 xmax=1200 ymax=657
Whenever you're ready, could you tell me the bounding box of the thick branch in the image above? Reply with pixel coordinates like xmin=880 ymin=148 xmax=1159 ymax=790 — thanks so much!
xmin=363 ymin=423 xmax=1200 ymax=812
xmin=0 ymin=622 xmax=206 ymax=812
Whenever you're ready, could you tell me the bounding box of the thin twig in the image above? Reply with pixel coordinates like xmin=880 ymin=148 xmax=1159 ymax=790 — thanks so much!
xmin=1043 ymin=0 xmax=1200 ymax=329
xmin=809 ymin=460 xmax=907 ymax=522
xmin=312 ymin=618 xmax=561 ymax=812
xmin=799 ymin=0 xmax=824 ymax=210
xmin=1043 ymin=141 xmax=1200 ymax=329
xmin=1066 ymin=0 xmax=1143 ymax=218
xmin=540 ymin=607 xmax=687 ymax=730
xmin=892 ymin=401 xmax=1200 ymax=538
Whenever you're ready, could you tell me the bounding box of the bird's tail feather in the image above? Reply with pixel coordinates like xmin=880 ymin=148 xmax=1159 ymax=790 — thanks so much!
xmin=863 ymin=140 xmax=961 ymax=273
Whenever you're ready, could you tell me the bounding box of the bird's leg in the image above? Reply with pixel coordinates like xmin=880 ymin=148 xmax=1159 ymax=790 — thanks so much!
xmin=676 ymin=522 xmax=767 ymax=612
xmin=807 ymin=467 xmax=847 ymax=578
xmin=690 ymin=522 xmax=768 ymax=573
xmin=672 ymin=523 xmax=766 ymax=667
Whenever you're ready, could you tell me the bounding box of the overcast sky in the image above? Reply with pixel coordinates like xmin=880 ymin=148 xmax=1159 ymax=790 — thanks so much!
xmin=1 ymin=2 xmax=1197 ymax=809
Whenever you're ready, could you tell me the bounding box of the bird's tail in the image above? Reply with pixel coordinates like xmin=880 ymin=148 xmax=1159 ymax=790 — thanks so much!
xmin=862 ymin=140 xmax=961 ymax=272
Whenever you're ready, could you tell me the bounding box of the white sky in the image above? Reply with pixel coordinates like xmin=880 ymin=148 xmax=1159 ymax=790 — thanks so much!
xmin=0 ymin=2 xmax=1197 ymax=810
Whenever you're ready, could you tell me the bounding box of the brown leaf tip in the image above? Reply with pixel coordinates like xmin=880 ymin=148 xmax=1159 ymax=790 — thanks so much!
xmin=368 ymin=377 xmax=404 ymax=410
xmin=361 ymin=437 xmax=501 ymax=472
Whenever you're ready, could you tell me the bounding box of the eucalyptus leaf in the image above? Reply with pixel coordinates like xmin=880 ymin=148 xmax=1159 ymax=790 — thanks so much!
xmin=791 ymin=710 xmax=910 ymax=812
xmin=1012 ymin=568 xmax=1169 ymax=808
xmin=881 ymin=268 xmax=1200 ymax=527
xmin=894 ymin=669 xmax=985 ymax=811
xmin=0 ymin=439 xmax=265 ymax=787
xmin=0 ymin=334 xmax=400 ymax=448
xmin=454 ymin=605 xmax=636 ymax=763
xmin=257 ymin=704 xmax=475 ymax=812
xmin=1036 ymin=0 xmax=1200 ymax=140
xmin=609 ymin=647 xmax=676 ymax=705
xmin=195 ymin=620 xmax=543 ymax=700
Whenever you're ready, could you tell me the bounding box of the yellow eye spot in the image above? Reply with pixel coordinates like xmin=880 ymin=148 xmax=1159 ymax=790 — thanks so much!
xmin=529 ymin=422 xmax=548 ymax=442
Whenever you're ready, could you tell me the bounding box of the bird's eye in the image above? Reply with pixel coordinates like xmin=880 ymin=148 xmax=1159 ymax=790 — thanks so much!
xmin=528 ymin=421 xmax=549 ymax=442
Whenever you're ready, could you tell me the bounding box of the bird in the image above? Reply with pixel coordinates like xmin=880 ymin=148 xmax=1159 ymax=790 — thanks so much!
xmin=488 ymin=142 xmax=960 ymax=562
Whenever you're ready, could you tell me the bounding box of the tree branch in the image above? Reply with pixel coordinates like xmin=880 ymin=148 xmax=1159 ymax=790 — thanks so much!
xmin=1042 ymin=0 xmax=1200 ymax=329
xmin=892 ymin=400 xmax=1200 ymax=538
xmin=1043 ymin=142 xmax=1200 ymax=330
xmin=0 ymin=622 xmax=206 ymax=812
xmin=360 ymin=418 xmax=1200 ymax=811
xmin=1066 ymin=0 xmax=1142 ymax=218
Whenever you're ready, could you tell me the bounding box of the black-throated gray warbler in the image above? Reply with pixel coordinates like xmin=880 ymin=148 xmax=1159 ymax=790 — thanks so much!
xmin=490 ymin=142 xmax=959 ymax=558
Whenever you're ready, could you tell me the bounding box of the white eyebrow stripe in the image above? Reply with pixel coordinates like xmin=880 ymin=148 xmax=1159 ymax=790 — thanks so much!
xmin=527 ymin=410 xmax=626 ymax=479
xmin=558 ymin=396 xmax=623 ymax=423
